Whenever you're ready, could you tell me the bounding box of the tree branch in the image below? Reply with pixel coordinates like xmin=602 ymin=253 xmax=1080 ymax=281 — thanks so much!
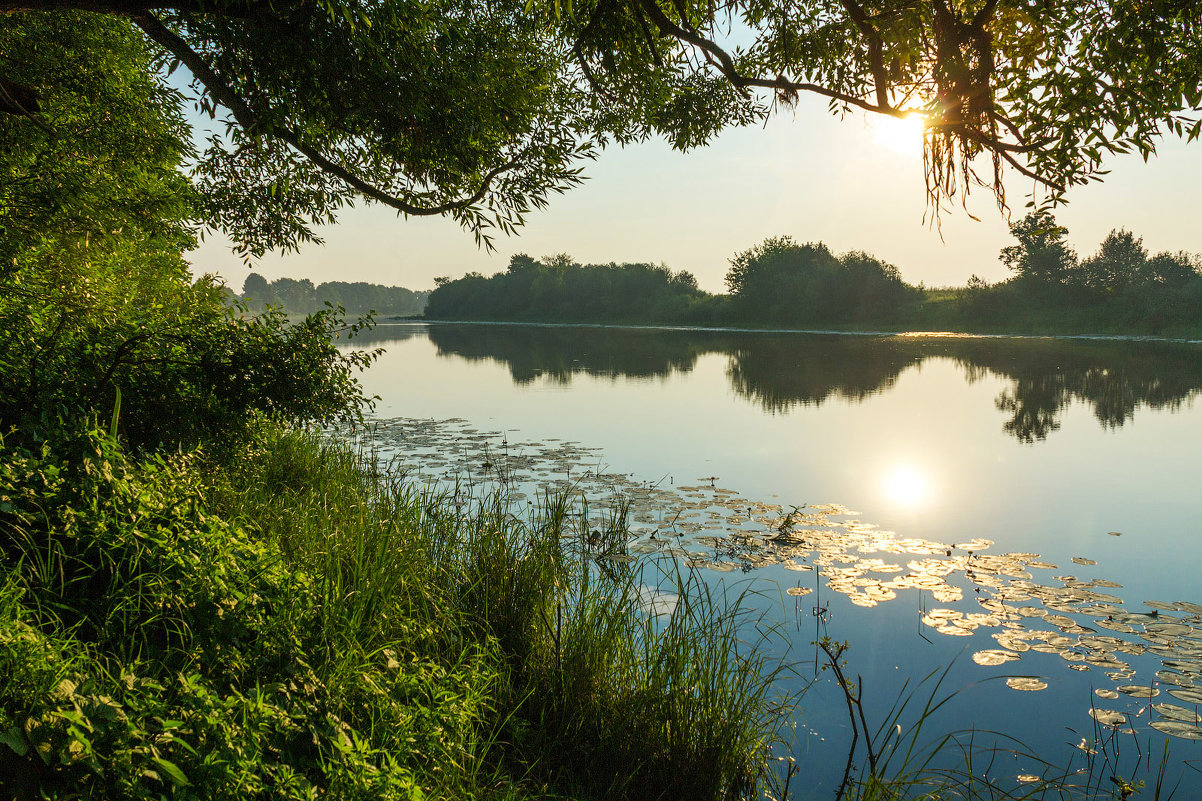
xmin=1 ymin=0 xmax=260 ymax=16
xmin=132 ymin=11 xmax=520 ymax=217
xmin=628 ymin=0 xmax=1059 ymax=194
xmin=839 ymin=0 xmax=892 ymax=110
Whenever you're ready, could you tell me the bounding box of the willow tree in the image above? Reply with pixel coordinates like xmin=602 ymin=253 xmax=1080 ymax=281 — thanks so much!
xmin=1 ymin=0 xmax=1200 ymax=254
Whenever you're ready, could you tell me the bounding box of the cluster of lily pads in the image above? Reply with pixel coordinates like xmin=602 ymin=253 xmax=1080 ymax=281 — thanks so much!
xmin=353 ymin=416 xmax=1202 ymax=742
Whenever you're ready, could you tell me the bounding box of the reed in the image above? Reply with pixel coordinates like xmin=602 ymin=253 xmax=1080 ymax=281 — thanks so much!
xmin=0 ymin=424 xmax=794 ymax=798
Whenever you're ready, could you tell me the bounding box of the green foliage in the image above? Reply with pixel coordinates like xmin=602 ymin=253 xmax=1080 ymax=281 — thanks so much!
xmin=0 ymin=423 xmax=792 ymax=799
xmin=1081 ymin=230 xmax=1147 ymax=295
xmin=241 ymin=273 xmax=428 ymax=317
xmin=723 ymin=237 xmax=917 ymax=325
xmin=162 ymin=0 xmax=597 ymax=253
xmin=425 ymin=253 xmax=710 ymax=323
xmin=426 ymin=242 xmax=919 ymax=328
xmin=547 ymin=0 xmax=1202 ymax=212
xmin=998 ymin=212 xmax=1079 ymax=287
xmin=0 ymin=13 xmax=376 ymax=452
xmin=219 ymin=430 xmax=794 ymax=800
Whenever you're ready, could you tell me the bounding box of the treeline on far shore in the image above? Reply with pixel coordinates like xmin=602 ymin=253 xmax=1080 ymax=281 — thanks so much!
xmin=240 ymin=272 xmax=428 ymax=316
xmin=424 ymin=214 xmax=1202 ymax=337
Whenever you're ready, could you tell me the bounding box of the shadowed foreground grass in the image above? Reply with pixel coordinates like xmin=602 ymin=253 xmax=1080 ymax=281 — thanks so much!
xmin=0 ymin=425 xmax=793 ymax=800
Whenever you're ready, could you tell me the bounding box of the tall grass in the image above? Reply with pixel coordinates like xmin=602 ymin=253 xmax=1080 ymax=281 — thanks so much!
xmin=0 ymin=424 xmax=794 ymax=799
xmin=211 ymin=428 xmax=800 ymax=800
xmin=817 ymin=640 xmax=1182 ymax=801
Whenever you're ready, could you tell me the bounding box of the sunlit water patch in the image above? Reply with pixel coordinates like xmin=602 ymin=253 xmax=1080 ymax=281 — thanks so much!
xmin=354 ymin=416 xmax=1202 ymax=757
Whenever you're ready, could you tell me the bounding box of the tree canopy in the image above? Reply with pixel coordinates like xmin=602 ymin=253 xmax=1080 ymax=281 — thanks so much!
xmin=2 ymin=1 xmax=1200 ymax=257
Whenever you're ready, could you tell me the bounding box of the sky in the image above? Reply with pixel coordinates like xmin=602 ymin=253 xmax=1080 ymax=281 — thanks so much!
xmin=186 ymin=94 xmax=1202 ymax=295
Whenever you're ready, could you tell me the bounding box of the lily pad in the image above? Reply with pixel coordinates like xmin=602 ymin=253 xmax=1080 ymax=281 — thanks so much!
xmin=1168 ymin=687 xmax=1202 ymax=704
xmin=1116 ymin=684 xmax=1159 ymax=698
xmin=1149 ymin=720 xmax=1202 ymax=739
xmin=972 ymin=649 xmax=1020 ymax=666
xmin=1006 ymin=676 xmax=1048 ymax=692
xmin=1089 ymin=708 xmax=1127 ymax=726
xmin=1153 ymin=703 xmax=1202 ymax=723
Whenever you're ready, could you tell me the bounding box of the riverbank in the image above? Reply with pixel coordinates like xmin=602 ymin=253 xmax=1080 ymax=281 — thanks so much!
xmin=422 ymin=253 xmax=1202 ymax=342
xmin=410 ymin=316 xmax=1202 ymax=345
xmin=0 ymin=423 xmax=791 ymax=800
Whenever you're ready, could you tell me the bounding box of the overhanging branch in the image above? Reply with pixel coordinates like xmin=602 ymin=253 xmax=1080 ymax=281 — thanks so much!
xmin=627 ymin=0 xmax=1060 ymax=195
xmin=132 ymin=11 xmax=520 ymax=218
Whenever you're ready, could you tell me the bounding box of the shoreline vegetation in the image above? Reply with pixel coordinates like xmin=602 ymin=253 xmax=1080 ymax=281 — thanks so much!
xmin=411 ymin=317 xmax=1202 ymax=345
xmin=421 ymin=222 xmax=1202 ymax=341
xmin=1 ymin=424 xmax=794 ymax=800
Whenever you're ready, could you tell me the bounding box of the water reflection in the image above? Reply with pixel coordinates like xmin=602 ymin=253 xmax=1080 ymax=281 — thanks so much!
xmin=881 ymin=465 xmax=931 ymax=508
xmin=360 ymin=415 xmax=1202 ymax=750
xmin=414 ymin=324 xmax=1202 ymax=443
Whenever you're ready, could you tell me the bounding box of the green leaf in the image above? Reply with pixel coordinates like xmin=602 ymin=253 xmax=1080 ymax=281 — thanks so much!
xmin=151 ymin=756 xmax=190 ymax=786
xmin=0 ymin=726 xmax=29 ymax=757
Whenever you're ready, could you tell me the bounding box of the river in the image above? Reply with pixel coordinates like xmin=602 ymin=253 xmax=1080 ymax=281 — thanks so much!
xmin=344 ymin=322 xmax=1202 ymax=794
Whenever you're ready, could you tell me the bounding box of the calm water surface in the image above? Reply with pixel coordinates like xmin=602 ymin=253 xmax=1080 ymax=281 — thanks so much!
xmin=348 ymin=322 xmax=1202 ymax=792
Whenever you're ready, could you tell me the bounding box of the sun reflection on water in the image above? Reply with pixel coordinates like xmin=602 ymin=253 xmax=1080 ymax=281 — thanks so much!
xmin=882 ymin=465 xmax=931 ymax=507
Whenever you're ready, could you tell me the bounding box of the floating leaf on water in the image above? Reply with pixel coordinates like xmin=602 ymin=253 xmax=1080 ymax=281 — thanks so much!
xmin=1107 ymin=531 xmax=1123 ymax=536
xmin=973 ymin=649 xmax=1020 ymax=666
xmin=932 ymin=586 xmax=963 ymax=602
xmin=1071 ymin=557 xmax=1097 ymax=566
xmin=994 ymin=635 xmax=1031 ymax=653
xmin=783 ymin=563 xmax=813 ymax=572
xmin=1154 ymin=703 xmax=1202 ymax=723
xmin=1145 ymin=600 xmax=1186 ymax=612
xmin=1089 ymin=708 xmax=1127 ymax=726
xmin=1150 ymin=720 xmax=1202 ymax=739
xmin=1006 ymin=676 xmax=1048 ymax=692
xmin=1017 ymin=606 xmax=1048 ymax=618
xmin=1068 ymin=664 xmax=1090 ymax=671
xmin=1147 ymin=622 xmax=1193 ymax=636
xmin=1096 ymin=619 xmax=1136 ymax=634
xmin=936 ymin=624 xmax=974 ymax=637
xmin=1116 ymin=685 xmax=1160 ymax=698
xmin=786 ymin=586 xmax=813 ymax=597
xmin=1155 ymin=671 xmax=1194 ymax=688
xmin=1096 ymin=689 xmax=1120 ymax=700
xmin=1168 ymin=687 xmax=1202 ymax=704
xmin=1016 ymin=774 xmax=1040 ymax=784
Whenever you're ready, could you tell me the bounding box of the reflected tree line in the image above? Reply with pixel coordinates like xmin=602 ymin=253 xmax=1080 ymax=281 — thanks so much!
xmin=391 ymin=325 xmax=1202 ymax=443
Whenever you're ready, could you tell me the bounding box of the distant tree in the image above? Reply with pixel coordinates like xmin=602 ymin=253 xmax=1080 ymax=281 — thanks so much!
xmin=543 ymin=253 xmax=577 ymax=270
xmin=999 ymin=212 xmax=1079 ymax=285
xmin=508 ymin=254 xmax=539 ymax=273
xmin=1081 ymin=229 xmax=1147 ymax=295
xmin=1141 ymin=251 xmax=1200 ymax=288
xmin=242 ymin=272 xmax=270 ymax=300
xmin=725 ymin=236 xmax=805 ymax=295
xmin=670 ymin=270 xmax=699 ymax=291
xmin=271 ymin=277 xmax=316 ymax=314
xmin=725 ymin=237 xmax=913 ymax=323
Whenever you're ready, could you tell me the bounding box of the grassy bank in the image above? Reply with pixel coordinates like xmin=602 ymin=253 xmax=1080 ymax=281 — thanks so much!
xmin=0 ymin=424 xmax=793 ymax=800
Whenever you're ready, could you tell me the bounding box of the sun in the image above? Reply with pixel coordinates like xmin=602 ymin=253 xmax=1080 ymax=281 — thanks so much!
xmin=867 ymin=113 xmax=925 ymax=157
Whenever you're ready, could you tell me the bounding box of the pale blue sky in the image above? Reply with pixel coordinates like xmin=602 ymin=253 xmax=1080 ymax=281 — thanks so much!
xmin=187 ymin=95 xmax=1202 ymax=295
